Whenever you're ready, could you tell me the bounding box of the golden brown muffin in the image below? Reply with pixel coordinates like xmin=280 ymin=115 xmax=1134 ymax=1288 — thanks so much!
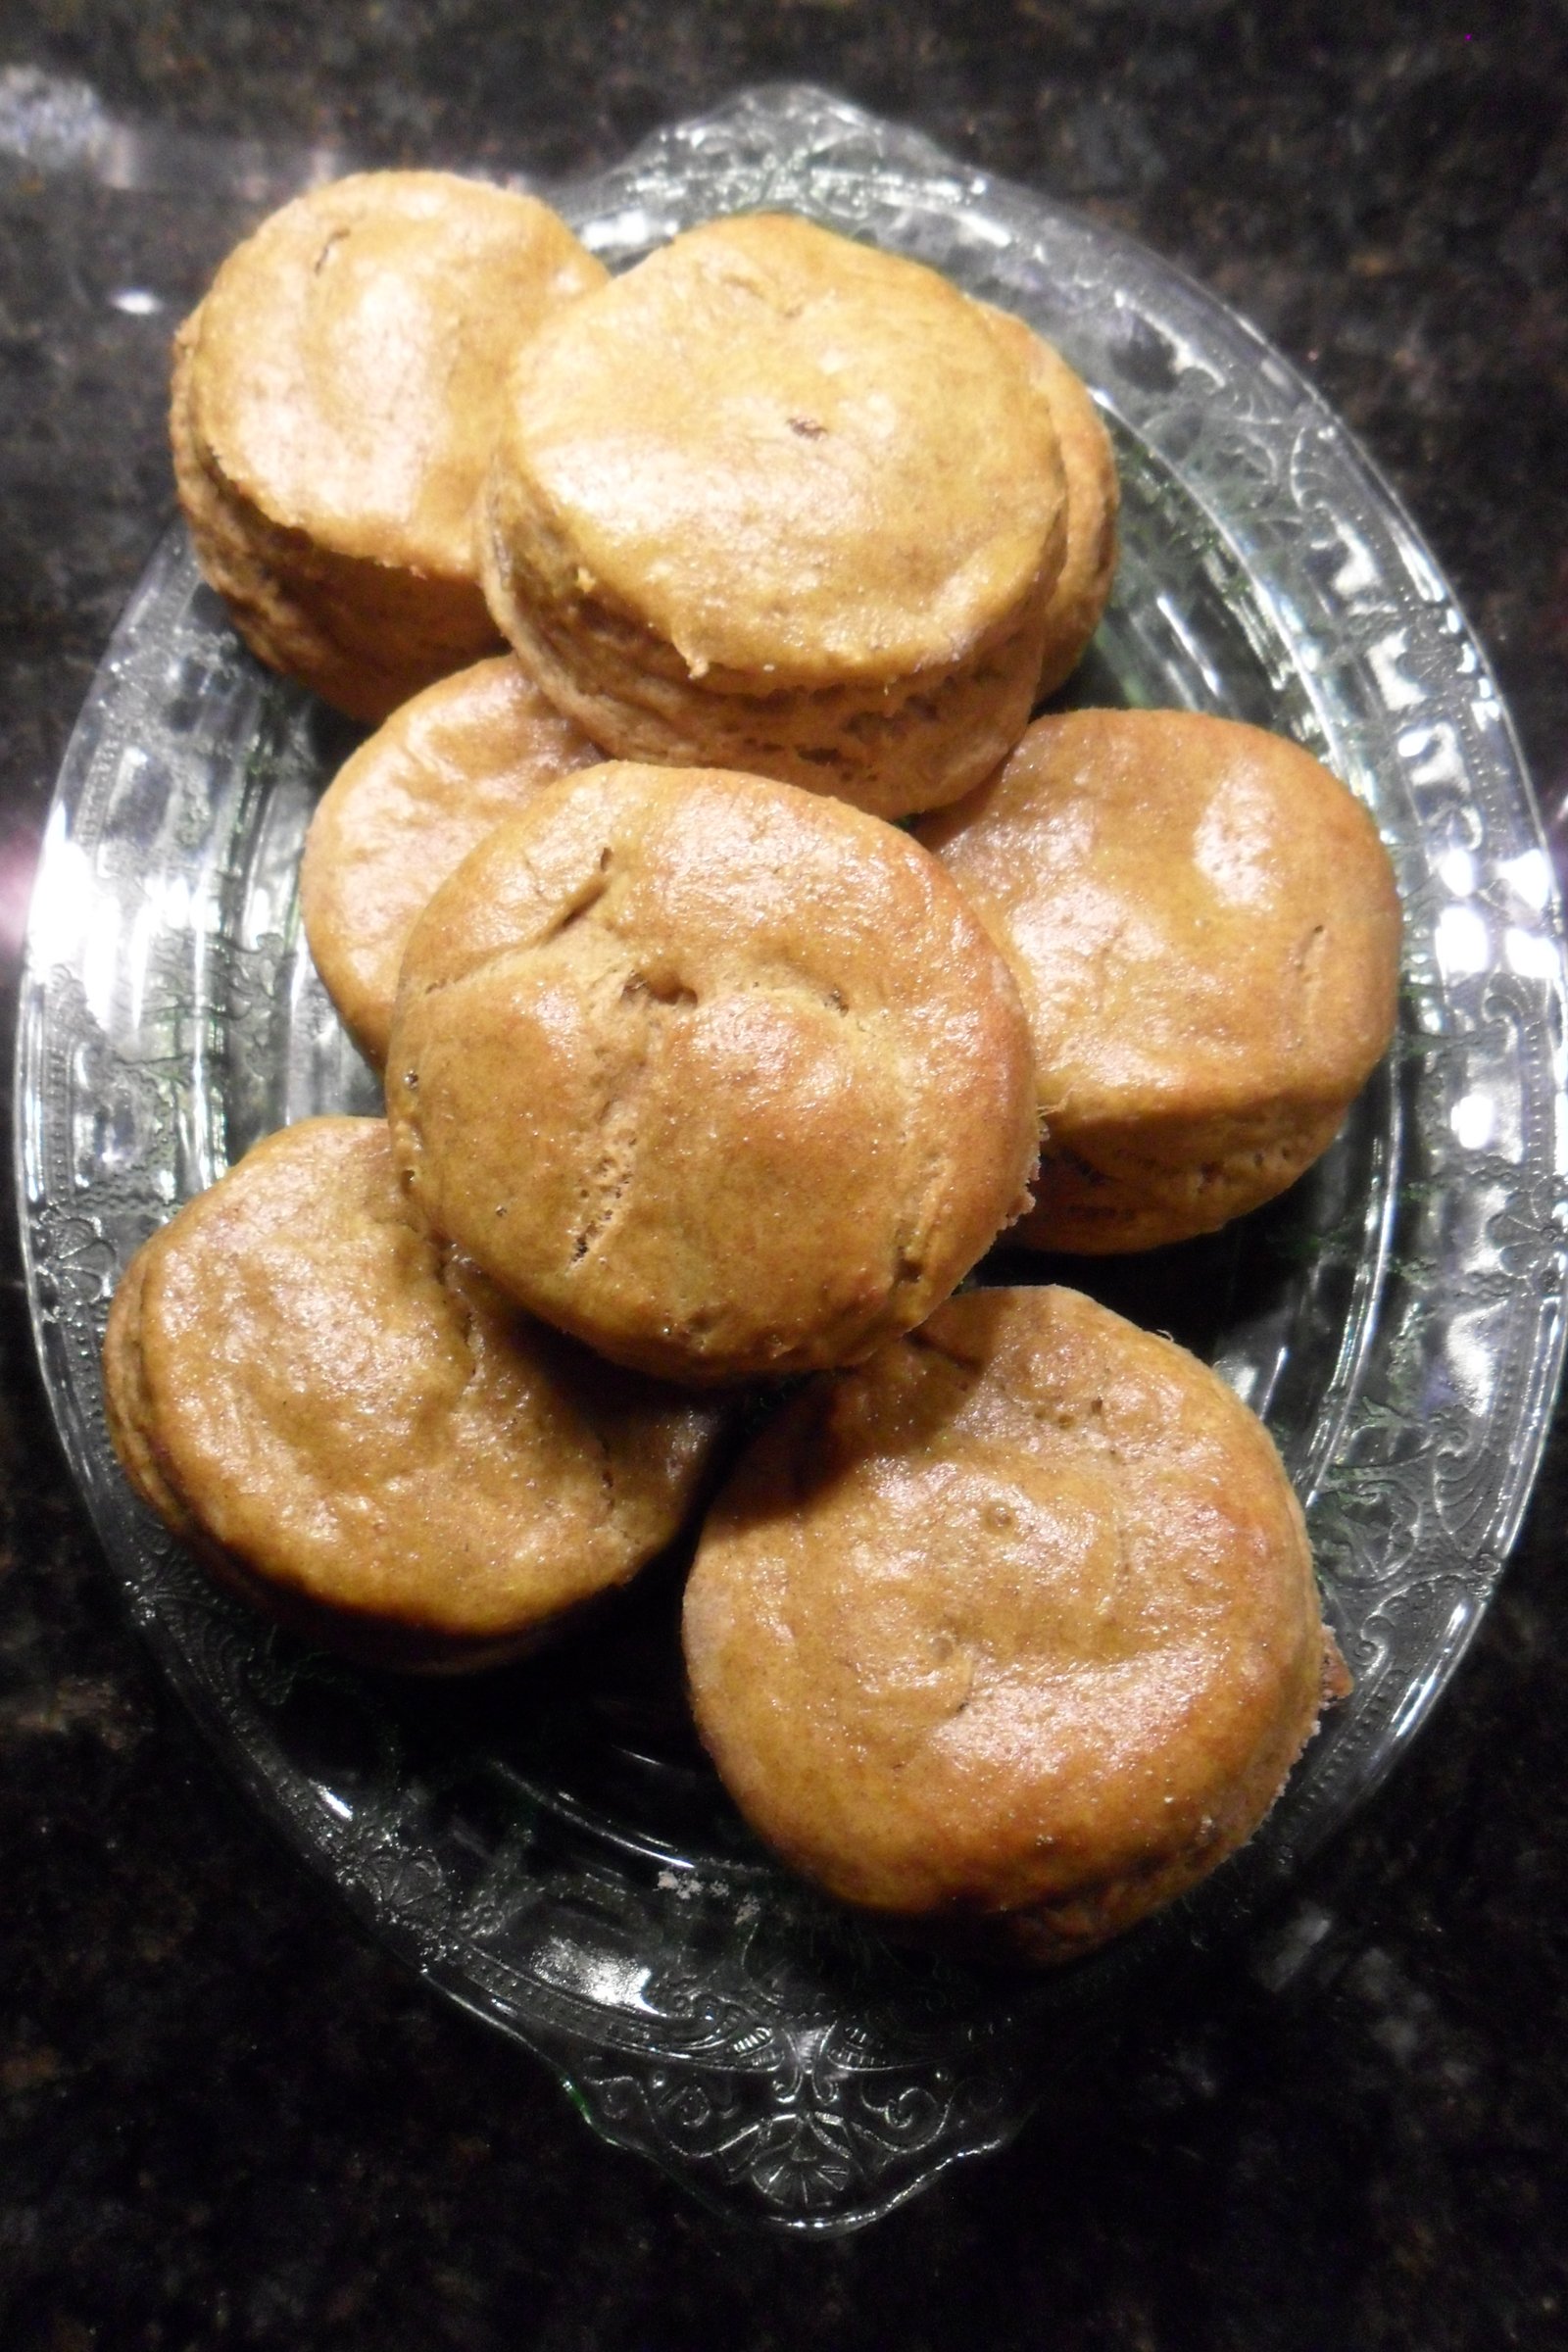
xmin=300 ymin=655 xmax=601 ymax=1067
xmin=980 ymin=308 xmax=1120 ymax=697
xmin=102 ymin=1117 xmax=728 ymax=1670
xmin=172 ymin=172 xmax=607 ymax=723
xmin=386 ymin=761 xmax=1039 ymax=1384
xmin=916 ymin=710 xmax=1401 ymax=1252
xmin=480 ymin=213 xmax=1068 ymax=820
xmin=684 ymin=1285 xmax=1345 ymax=1961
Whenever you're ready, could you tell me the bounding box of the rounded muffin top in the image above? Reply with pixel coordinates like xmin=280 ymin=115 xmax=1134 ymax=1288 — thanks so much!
xmin=488 ymin=212 xmax=1067 ymax=686
xmin=103 ymin=1117 xmax=725 ymax=1651
xmin=918 ymin=707 xmax=1401 ymax=1128
xmin=683 ymin=1285 xmax=1332 ymax=1953
xmin=386 ymin=760 xmax=1039 ymax=1384
xmin=300 ymin=655 xmax=601 ymax=1067
xmin=186 ymin=172 xmax=607 ymax=579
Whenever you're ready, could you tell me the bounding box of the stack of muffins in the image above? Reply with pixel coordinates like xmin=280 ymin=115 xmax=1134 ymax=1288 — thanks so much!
xmin=107 ymin=172 xmax=1397 ymax=1963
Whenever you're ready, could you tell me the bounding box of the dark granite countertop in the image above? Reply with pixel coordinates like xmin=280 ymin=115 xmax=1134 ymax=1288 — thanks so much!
xmin=3 ymin=5 xmax=1567 ymax=2344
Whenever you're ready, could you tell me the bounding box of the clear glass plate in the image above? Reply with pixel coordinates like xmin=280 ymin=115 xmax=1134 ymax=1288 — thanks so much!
xmin=17 ymin=85 xmax=1568 ymax=2234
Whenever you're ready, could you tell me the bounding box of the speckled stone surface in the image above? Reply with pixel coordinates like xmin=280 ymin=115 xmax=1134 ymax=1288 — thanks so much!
xmin=2 ymin=5 xmax=1567 ymax=2345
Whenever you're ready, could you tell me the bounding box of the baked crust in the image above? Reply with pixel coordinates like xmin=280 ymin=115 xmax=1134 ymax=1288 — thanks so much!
xmin=102 ymin=1117 xmax=728 ymax=1667
xmin=172 ymin=172 xmax=607 ymax=722
xmin=386 ymin=761 xmax=1039 ymax=1384
xmin=979 ymin=308 xmax=1121 ymax=698
xmin=917 ymin=709 xmax=1401 ymax=1251
xmin=683 ymin=1285 xmax=1342 ymax=1959
xmin=300 ymin=655 xmax=601 ymax=1067
xmin=479 ymin=214 xmax=1068 ymax=817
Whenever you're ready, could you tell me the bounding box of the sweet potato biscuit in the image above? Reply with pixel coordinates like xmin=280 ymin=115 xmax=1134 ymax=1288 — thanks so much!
xmin=917 ymin=710 xmax=1401 ymax=1252
xmin=980 ymin=308 xmax=1120 ymax=698
xmin=102 ymin=1117 xmax=726 ymax=1669
xmin=386 ymin=762 xmax=1039 ymax=1384
xmin=480 ymin=213 xmax=1068 ymax=818
xmin=684 ymin=1285 xmax=1344 ymax=1960
xmin=172 ymin=172 xmax=607 ymax=722
xmin=300 ymin=656 xmax=601 ymax=1067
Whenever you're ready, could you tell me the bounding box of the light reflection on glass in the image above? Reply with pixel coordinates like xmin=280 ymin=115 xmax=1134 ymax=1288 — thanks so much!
xmin=1450 ymin=1092 xmax=1494 ymax=1152
xmin=1435 ymin=902 xmax=1491 ymax=978
xmin=1506 ymin=925 xmax=1565 ymax=984
xmin=1498 ymin=849 xmax=1553 ymax=912
xmin=1387 ymin=1597 xmax=1474 ymax=1744
xmin=535 ymin=1940 xmax=657 ymax=2014
xmin=1369 ymin=628 xmax=1423 ymax=711
xmin=25 ymin=818 xmax=94 ymax=973
xmin=1438 ymin=846 xmax=1475 ymax=897
xmin=1398 ymin=719 xmax=1465 ymax=789
xmin=1446 ymin=1304 xmax=1504 ymax=1415
xmin=1331 ymin=524 xmax=1378 ymax=599
xmin=581 ymin=206 xmax=663 ymax=255
xmin=1152 ymin=592 xmax=1226 ymax=703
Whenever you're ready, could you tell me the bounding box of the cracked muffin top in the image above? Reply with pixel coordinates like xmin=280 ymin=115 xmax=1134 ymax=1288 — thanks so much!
xmin=102 ymin=1116 xmax=727 ymax=1667
xmin=683 ymin=1285 xmax=1343 ymax=1960
xmin=385 ymin=761 xmax=1039 ymax=1385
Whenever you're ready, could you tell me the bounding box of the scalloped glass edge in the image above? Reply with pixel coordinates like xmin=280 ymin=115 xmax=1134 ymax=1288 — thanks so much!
xmin=16 ymin=83 xmax=1568 ymax=2233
